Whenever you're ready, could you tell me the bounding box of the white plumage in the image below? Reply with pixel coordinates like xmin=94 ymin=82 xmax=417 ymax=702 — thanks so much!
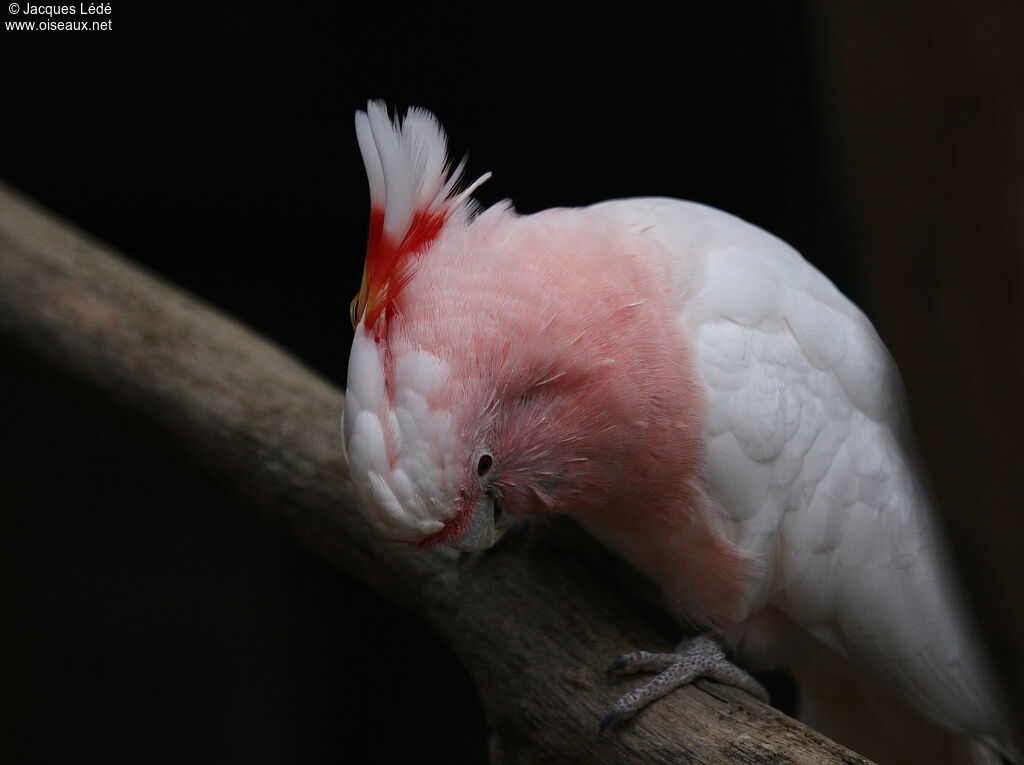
xmin=345 ymin=326 xmax=459 ymax=541
xmin=592 ymin=197 xmax=1009 ymax=763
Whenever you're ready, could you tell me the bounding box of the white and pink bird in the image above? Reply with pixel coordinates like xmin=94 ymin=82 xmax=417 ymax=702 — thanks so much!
xmin=342 ymin=101 xmax=1014 ymax=764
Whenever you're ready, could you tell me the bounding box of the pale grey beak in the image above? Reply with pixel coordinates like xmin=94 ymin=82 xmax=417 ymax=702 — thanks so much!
xmin=446 ymin=492 xmax=512 ymax=553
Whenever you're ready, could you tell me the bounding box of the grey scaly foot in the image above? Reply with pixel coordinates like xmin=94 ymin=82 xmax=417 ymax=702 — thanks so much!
xmin=600 ymin=634 xmax=768 ymax=734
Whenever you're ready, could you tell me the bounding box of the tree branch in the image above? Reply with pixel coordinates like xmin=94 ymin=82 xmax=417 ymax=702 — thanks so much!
xmin=0 ymin=181 xmax=871 ymax=764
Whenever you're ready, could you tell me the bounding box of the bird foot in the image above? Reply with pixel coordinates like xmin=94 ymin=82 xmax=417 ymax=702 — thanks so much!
xmin=600 ymin=634 xmax=768 ymax=734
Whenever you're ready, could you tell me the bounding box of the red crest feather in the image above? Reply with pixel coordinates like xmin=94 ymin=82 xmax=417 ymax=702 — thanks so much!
xmin=351 ymin=102 xmax=490 ymax=335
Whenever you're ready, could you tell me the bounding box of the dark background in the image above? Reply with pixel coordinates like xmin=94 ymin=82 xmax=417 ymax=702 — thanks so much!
xmin=1 ymin=3 xmax=854 ymax=763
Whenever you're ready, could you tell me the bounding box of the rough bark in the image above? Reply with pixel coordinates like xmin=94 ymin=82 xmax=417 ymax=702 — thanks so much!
xmin=0 ymin=181 xmax=871 ymax=763
xmin=812 ymin=2 xmax=1024 ymax=748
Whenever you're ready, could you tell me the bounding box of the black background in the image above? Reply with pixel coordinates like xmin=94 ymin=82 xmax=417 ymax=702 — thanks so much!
xmin=1 ymin=3 xmax=849 ymax=763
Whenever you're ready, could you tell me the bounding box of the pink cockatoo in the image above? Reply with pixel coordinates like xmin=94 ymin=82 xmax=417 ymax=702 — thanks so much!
xmin=342 ymin=102 xmax=1014 ymax=764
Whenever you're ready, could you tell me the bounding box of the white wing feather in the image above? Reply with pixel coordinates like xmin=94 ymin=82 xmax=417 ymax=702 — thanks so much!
xmin=592 ymin=198 xmax=1008 ymax=758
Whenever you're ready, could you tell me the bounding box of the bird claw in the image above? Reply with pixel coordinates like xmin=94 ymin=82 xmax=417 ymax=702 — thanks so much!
xmin=600 ymin=634 xmax=768 ymax=734
xmin=604 ymin=653 xmax=636 ymax=682
xmin=598 ymin=707 xmax=622 ymax=737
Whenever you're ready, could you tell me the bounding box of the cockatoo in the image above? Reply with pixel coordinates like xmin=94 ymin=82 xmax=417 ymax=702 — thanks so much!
xmin=342 ymin=102 xmax=1014 ymax=764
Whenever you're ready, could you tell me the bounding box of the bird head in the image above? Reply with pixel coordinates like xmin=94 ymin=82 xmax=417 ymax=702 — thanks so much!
xmin=342 ymin=102 xmax=704 ymax=554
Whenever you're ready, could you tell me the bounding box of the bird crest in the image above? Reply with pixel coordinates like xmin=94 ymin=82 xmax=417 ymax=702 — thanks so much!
xmin=351 ymin=101 xmax=490 ymax=334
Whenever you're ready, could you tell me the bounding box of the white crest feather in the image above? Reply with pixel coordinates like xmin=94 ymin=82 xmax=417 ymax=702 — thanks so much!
xmin=354 ymin=111 xmax=384 ymax=209
xmin=344 ymin=326 xmax=455 ymax=542
xmin=356 ymin=100 xmax=490 ymax=241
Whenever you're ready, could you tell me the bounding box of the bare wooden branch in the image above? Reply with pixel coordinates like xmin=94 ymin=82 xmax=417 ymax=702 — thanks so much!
xmin=0 ymin=181 xmax=871 ymax=763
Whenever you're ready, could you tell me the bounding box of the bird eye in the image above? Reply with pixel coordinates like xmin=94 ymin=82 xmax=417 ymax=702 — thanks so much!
xmin=476 ymin=453 xmax=493 ymax=477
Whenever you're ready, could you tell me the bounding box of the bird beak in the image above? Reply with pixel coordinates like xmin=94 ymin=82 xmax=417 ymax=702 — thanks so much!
xmin=446 ymin=491 xmax=512 ymax=552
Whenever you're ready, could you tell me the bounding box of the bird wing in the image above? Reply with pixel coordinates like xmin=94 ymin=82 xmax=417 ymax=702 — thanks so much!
xmin=593 ymin=197 xmax=1005 ymax=747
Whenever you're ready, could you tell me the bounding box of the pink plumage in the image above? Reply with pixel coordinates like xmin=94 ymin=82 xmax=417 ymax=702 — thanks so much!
xmin=343 ymin=102 xmax=1013 ymax=764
